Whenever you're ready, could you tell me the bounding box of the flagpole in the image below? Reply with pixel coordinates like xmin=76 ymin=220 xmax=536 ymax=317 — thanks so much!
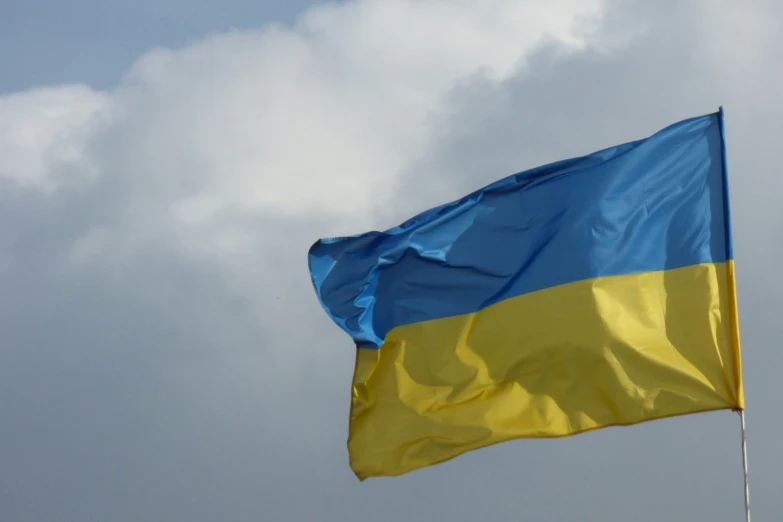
xmin=739 ymin=410 xmax=750 ymax=522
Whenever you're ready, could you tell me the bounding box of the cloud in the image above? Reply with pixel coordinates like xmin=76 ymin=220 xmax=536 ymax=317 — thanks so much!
xmin=3 ymin=0 xmax=602 ymax=222
xmin=0 ymin=85 xmax=109 ymax=189
xmin=2 ymin=0 xmax=782 ymax=520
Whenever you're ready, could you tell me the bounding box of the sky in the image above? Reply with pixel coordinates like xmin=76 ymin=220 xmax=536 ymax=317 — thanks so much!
xmin=1 ymin=0 xmax=781 ymax=520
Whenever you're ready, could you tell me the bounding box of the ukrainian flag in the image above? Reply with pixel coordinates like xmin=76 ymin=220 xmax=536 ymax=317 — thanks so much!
xmin=308 ymin=109 xmax=743 ymax=480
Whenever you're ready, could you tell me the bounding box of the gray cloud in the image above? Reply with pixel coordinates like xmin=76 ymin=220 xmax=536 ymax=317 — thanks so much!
xmin=2 ymin=0 xmax=781 ymax=520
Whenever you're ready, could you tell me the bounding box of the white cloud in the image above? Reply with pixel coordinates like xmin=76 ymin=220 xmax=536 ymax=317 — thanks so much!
xmin=0 ymin=85 xmax=110 ymax=189
xmin=1 ymin=0 xmax=604 ymax=265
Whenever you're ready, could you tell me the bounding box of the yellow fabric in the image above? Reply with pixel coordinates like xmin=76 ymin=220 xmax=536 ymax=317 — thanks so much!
xmin=348 ymin=261 xmax=743 ymax=479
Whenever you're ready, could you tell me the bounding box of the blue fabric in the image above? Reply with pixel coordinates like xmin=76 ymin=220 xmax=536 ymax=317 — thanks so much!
xmin=308 ymin=111 xmax=731 ymax=349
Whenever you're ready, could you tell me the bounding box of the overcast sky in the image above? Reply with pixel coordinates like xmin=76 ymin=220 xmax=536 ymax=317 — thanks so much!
xmin=1 ymin=0 xmax=780 ymax=520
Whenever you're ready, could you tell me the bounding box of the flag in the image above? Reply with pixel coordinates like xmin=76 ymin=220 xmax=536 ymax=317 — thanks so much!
xmin=307 ymin=109 xmax=743 ymax=480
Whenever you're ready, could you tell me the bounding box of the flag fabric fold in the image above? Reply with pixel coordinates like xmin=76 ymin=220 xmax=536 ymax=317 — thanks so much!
xmin=308 ymin=109 xmax=743 ymax=480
